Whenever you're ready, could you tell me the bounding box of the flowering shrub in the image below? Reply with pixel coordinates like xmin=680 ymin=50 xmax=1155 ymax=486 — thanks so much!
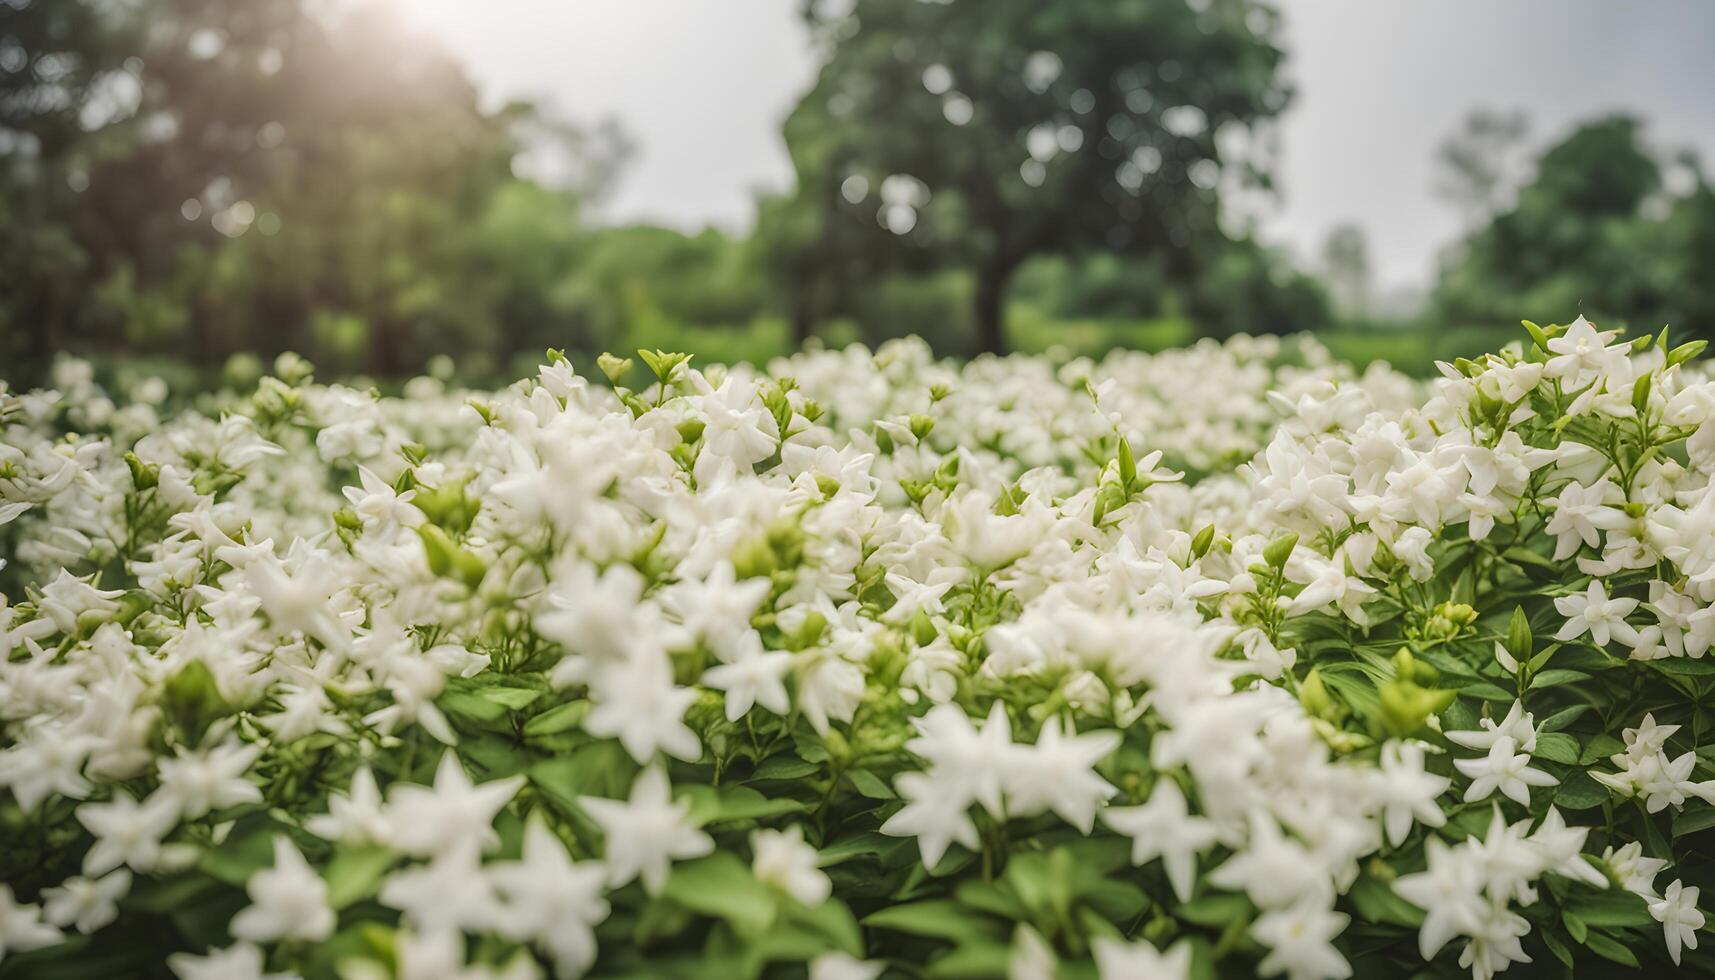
xmin=1 ymin=322 xmax=1713 ymax=979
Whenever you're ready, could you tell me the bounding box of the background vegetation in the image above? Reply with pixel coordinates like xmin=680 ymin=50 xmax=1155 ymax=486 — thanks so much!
xmin=5 ymin=0 xmax=1715 ymax=385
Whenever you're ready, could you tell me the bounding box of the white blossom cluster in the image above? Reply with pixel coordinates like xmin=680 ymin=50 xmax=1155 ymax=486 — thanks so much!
xmin=0 ymin=322 xmax=1711 ymax=979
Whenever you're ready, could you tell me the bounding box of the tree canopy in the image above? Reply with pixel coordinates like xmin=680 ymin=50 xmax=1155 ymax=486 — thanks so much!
xmin=771 ymin=0 xmax=1300 ymax=352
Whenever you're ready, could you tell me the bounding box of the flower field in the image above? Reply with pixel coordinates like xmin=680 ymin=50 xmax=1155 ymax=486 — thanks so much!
xmin=3 ymin=321 xmax=1715 ymax=979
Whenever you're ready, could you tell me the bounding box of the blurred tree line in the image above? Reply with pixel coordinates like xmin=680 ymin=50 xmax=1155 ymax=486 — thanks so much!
xmin=1432 ymin=113 xmax=1715 ymax=337
xmin=6 ymin=0 xmax=1715 ymax=382
xmin=1 ymin=0 xmax=1333 ymax=379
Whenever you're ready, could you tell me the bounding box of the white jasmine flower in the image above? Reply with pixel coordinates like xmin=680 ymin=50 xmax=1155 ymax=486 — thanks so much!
xmin=76 ymin=792 xmax=180 ymax=875
xmin=41 ymin=870 xmax=130 ymax=934
xmin=167 ymin=942 xmax=299 ymax=980
xmin=751 ymin=825 xmax=831 ymax=907
xmin=1649 ymin=879 xmax=1704 ymax=966
xmin=228 ymin=837 xmax=335 ymax=943
xmin=1099 ymin=777 xmax=1219 ymax=901
xmin=488 ymin=816 xmax=610 ymax=977
xmin=1553 ymin=579 xmax=1639 ymax=647
xmin=0 ymin=884 xmax=61 ymax=959
xmin=1454 ymin=735 xmax=1558 ymax=806
xmin=1092 ymin=935 xmax=1192 ymax=980
xmin=1250 ymin=900 xmax=1351 ymax=980
xmin=580 ymin=766 xmax=713 ymax=896
xmin=384 ymin=753 xmax=524 ymax=857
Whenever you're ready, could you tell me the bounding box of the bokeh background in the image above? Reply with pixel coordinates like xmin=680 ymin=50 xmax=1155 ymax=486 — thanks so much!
xmin=6 ymin=0 xmax=1715 ymax=385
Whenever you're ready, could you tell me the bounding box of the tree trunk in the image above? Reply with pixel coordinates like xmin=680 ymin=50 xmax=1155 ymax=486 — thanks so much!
xmin=789 ymin=299 xmax=814 ymax=350
xmin=974 ymin=262 xmax=1010 ymax=355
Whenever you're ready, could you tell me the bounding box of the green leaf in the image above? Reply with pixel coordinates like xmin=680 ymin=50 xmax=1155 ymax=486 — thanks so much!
xmin=1528 ymin=668 xmax=1589 ymax=690
xmin=1532 ymin=732 xmax=1581 ymax=765
xmin=1651 ymin=657 xmax=1715 ymax=676
xmin=521 ymin=700 xmax=586 ymax=737
xmin=323 ymin=845 xmax=396 ymax=909
xmin=955 ymin=880 xmax=1028 ymax=921
xmin=1538 ymin=704 xmax=1590 ymax=733
xmin=1464 ymin=681 xmax=1517 ymax=702
xmin=751 ymin=755 xmax=819 ymax=781
xmin=198 ymin=828 xmax=278 ymax=887
xmin=1348 ymin=873 xmax=1425 ymax=928
xmin=1673 ymin=807 xmax=1715 ymax=838
xmin=1582 ymin=930 xmax=1641 ymax=968
xmin=1580 ymin=733 xmax=1625 ymax=765
xmin=680 ymin=784 xmax=806 ymax=826
xmin=863 ymin=900 xmax=1004 ymax=944
xmin=924 ymin=942 xmax=1012 ymax=979
xmin=1556 ymin=770 xmax=1611 ymax=810
xmin=790 ymin=899 xmax=863 ymax=956
xmin=1081 ymin=878 xmax=1149 ymax=922
xmin=819 ymin=832 xmax=904 ymax=867
xmin=161 ymin=660 xmax=234 ymax=744
xmin=1175 ymin=892 xmax=1254 ymax=928
xmin=662 ymin=852 xmax=779 ymax=936
xmin=529 ymin=740 xmax=636 ymax=808
xmin=1566 ymin=890 xmax=1654 ymax=928
xmin=1561 ymin=908 xmax=1588 ymax=943
xmin=846 ymin=768 xmax=896 ymax=800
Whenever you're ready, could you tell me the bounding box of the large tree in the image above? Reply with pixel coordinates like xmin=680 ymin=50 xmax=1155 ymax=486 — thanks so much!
xmin=1434 ymin=115 xmax=1682 ymax=333
xmin=776 ymin=0 xmax=1292 ymax=353
xmin=0 ymin=0 xmax=616 ymax=377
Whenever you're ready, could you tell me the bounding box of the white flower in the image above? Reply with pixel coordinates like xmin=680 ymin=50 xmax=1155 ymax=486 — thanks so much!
xmin=1446 ymin=700 xmax=1538 ymax=755
xmin=487 ymin=816 xmax=609 ymax=975
xmin=1376 ymin=740 xmax=1451 ymax=847
xmin=1390 ymin=526 xmax=1436 ymax=582
xmin=1099 ymin=777 xmax=1219 ymax=902
xmin=305 ymin=767 xmax=390 ymax=845
xmin=1603 ymin=841 xmax=1667 ymax=898
xmin=1648 ymin=879 xmax=1704 ymax=965
xmin=879 ymin=770 xmax=978 ymax=870
xmin=0 ymin=884 xmax=61 ymax=959
xmin=702 ymin=645 xmax=793 ymax=721
xmin=582 ymin=649 xmax=702 ymax=763
xmin=1006 ymin=923 xmax=1056 ymax=980
xmin=751 ymin=825 xmax=831 ymax=907
xmin=167 ymin=942 xmax=299 ymax=980
xmin=1553 ymin=579 xmax=1639 ymax=647
xmin=380 ymin=845 xmax=502 ymax=934
xmin=153 ymin=739 xmax=263 ymax=820
xmin=76 ymin=792 xmax=180 ymax=875
xmin=1454 ymin=735 xmax=1558 ymax=806
xmin=384 ymin=753 xmax=524 ymax=857
xmin=1250 ymin=900 xmax=1351 ymax=980
xmin=228 ymin=837 xmax=335 ymax=943
xmin=809 ymin=952 xmax=885 ymax=980
xmin=1001 ymin=718 xmax=1120 ymax=832
xmin=1393 ymin=837 xmax=1488 ymax=960
xmin=1208 ymin=813 xmax=1332 ymax=911
xmin=41 ymin=870 xmax=130 ymax=934
xmin=580 ymin=765 xmax=713 ymax=896
xmin=1092 ymin=935 xmax=1191 ymax=980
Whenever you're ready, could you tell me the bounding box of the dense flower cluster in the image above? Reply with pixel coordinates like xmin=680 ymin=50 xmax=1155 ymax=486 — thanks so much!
xmin=1 ymin=324 xmax=1712 ymax=978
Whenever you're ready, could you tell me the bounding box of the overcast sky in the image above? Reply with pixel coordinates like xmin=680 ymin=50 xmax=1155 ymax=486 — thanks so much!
xmin=400 ymin=0 xmax=1715 ymax=292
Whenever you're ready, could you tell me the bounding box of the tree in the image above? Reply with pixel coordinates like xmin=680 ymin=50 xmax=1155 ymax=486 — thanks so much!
xmin=777 ymin=0 xmax=1292 ymax=353
xmin=0 ymin=0 xmax=626 ymax=378
xmin=1432 ymin=108 xmax=1530 ymax=228
xmin=1320 ymin=223 xmax=1370 ymax=320
xmin=1434 ymin=115 xmax=1698 ymax=335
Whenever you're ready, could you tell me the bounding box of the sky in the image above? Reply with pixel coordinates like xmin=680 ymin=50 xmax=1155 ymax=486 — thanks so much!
xmin=398 ymin=0 xmax=1715 ymax=294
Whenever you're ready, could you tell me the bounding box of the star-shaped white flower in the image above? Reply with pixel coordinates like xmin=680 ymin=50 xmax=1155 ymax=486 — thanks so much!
xmin=1099 ymin=777 xmax=1218 ymax=902
xmin=384 ymin=753 xmax=524 ymax=857
xmin=580 ymin=766 xmax=713 ymax=896
xmin=1649 ymin=879 xmax=1705 ymax=966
